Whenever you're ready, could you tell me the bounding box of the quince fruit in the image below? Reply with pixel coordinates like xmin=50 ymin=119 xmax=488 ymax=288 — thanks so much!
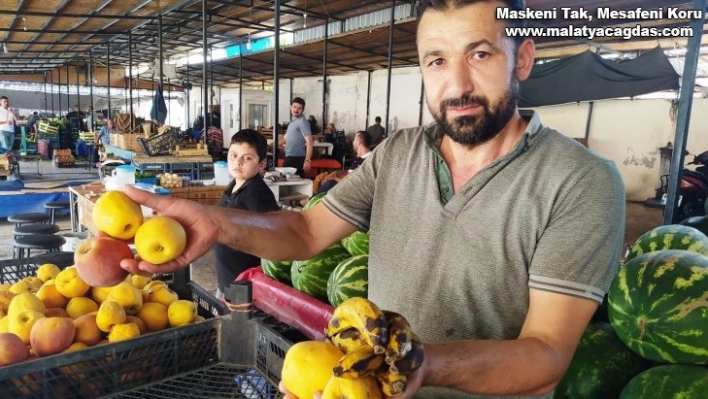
xmin=134 ymin=216 xmax=186 ymax=264
xmin=167 ymin=300 xmax=196 ymax=327
xmin=107 ymin=281 xmax=143 ymax=315
xmin=96 ymin=300 xmax=126 ymax=333
xmin=93 ymin=191 xmax=144 ymax=240
xmin=54 ymin=268 xmax=90 ymax=298
xmin=66 ymin=297 xmax=99 ymax=319
xmin=36 ymin=263 xmax=61 ymax=282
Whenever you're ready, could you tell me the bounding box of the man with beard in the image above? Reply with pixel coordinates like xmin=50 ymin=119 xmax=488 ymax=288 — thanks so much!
xmin=119 ymin=1 xmax=625 ymax=397
xmin=281 ymin=97 xmax=313 ymax=177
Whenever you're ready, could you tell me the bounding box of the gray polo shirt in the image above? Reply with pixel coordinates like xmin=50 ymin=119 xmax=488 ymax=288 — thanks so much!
xmin=284 ymin=115 xmax=311 ymax=157
xmin=322 ymin=111 xmax=625 ymax=398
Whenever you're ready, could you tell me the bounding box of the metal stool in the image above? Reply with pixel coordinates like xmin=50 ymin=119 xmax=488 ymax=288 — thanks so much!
xmin=13 ymin=223 xmax=60 ymax=238
xmin=14 ymin=234 xmax=66 ymax=259
xmin=7 ymin=212 xmax=51 ymax=228
xmin=44 ymin=200 xmax=71 ymax=224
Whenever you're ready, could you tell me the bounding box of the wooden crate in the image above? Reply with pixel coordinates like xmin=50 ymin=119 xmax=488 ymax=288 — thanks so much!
xmin=76 ymin=191 xmax=101 ymax=235
xmin=115 ymin=134 xmax=142 ymax=152
xmin=167 ymin=186 xmax=227 ymax=206
xmin=173 ymin=143 xmax=208 ymax=156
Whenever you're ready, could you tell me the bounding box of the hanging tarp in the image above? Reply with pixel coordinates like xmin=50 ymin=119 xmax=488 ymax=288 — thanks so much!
xmin=519 ymin=47 xmax=680 ymax=108
xmin=150 ymin=85 xmax=168 ymax=125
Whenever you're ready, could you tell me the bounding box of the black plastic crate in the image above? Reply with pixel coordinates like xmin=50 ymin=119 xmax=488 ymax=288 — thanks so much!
xmin=139 ymin=130 xmax=179 ymax=156
xmin=254 ymin=316 xmax=308 ymax=387
xmin=0 ymin=252 xmax=75 ymax=284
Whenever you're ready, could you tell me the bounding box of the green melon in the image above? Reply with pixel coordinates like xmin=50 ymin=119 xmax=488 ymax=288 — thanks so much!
xmin=261 ymin=259 xmax=292 ymax=285
xmin=555 ymin=322 xmax=652 ymax=399
xmin=620 ymin=364 xmax=708 ymax=399
xmin=326 ymin=255 xmax=368 ymax=307
xmin=303 ymin=192 xmax=327 ymax=211
xmin=291 ymin=243 xmax=351 ymax=301
xmin=341 ymin=231 xmax=369 ymax=256
xmin=607 ymin=249 xmax=708 ymax=364
xmin=625 ymin=224 xmax=708 ymax=262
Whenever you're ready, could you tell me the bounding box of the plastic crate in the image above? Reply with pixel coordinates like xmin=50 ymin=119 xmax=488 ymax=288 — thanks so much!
xmin=254 ymin=316 xmax=308 ymax=387
xmin=138 ymin=130 xmax=179 ymax=156
xmin=0 ymin=252 xmax=75 ymax=284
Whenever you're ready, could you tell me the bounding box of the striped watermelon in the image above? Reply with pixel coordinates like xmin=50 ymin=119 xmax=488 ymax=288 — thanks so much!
xmin=261 ymin=259 xmax=292 ymax=285
xmin=303 ymin=192 xmax=327 ymax=211
xmin=555 ymin=322 xmax=652 ymax=399
xmin=327 ymin=255 xmax=368 ymax=307
xmin=341 ymin=231 xmax=369 ymax=256
xmin=291 ymin=243 xmax=351 ymax=301
xmin=625 ymin=224 xmax=708 ymax=262
xmin=620 ymin=364 xmax=708 ymax=399
xmin=608 ymin=249 xmax=708 ymax=364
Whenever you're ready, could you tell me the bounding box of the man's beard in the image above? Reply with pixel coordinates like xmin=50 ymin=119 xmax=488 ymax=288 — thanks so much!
xmin=433 ymin=79 xmax=519 ymax=147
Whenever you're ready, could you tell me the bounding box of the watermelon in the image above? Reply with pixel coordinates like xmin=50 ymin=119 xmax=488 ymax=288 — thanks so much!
xmin=341 ymin=231 xmax=369 ymax=256
xmin=625 ymin=224 xmax=708 ymax=262
xmin=680 ymin=216 xmax=708 ymax=237
xmin=291 ymin=243 xmax=351 ymax=301
xmin=303 ymin=192 xmax=327 ymax=211
xmin=619 ymin=364 xmax=708 ymax=399
xmin=607 ymin=250 xmax=708 ymax=364
xmin=261 ymin=259 xmax=292 ymax=285
xmin=555 ymin=322 xmax=652 ymax=399
xmin=327 ymin=255 xmax=369 ymax=307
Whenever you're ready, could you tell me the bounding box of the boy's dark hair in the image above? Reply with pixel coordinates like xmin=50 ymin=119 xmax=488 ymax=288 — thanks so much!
xmin=292 ymin=97 xmax=306 ymax=107
xmin=230 ymin=128 xmax=268 ymax=161
xmin=356 ymin=130 xmax=373 ymax=149
xmin=0 ymin=96 xmax=8 ymax=101
xmin=374 ymin=116 xmax=381 ymax=123
xmin=417 ymin=0 xmax=527 ymax=47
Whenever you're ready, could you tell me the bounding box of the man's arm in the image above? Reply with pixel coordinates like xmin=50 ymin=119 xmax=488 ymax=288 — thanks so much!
xmin=416 ymin=289 xmax=597 ymax=396
xmin=303 ymin=135 xmax=314 ymax=170
xmin=120 ymin=185 xmax=358 ymax=274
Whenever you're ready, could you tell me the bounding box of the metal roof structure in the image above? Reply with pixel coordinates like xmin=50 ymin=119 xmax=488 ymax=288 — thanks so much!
xmin=0 ymin=0 xmax=706 ymax=88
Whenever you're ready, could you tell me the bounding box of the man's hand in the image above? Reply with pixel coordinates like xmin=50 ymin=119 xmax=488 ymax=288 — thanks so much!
xmin=119 ymin=185 xmax=219 ymax=275
xmin=303 ymin=160 xmax=312 ymax=171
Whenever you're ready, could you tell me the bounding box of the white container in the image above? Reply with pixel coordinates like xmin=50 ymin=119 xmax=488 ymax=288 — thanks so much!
xmin=214 ymin=161 xmax=231 ymax=186
xmin=112 ymin=165 xmax=136 ymax=188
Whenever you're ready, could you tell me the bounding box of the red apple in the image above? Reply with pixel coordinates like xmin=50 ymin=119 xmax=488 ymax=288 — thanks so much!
xmin=74 ymin=237 xmax=134 ymax=287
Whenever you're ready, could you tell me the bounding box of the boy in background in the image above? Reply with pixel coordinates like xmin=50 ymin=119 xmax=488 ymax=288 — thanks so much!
xmin=214 ymin=129 xmax=279 ymax=300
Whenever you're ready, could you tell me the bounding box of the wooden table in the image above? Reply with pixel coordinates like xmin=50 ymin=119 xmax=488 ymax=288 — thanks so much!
xmin=69 ymin=183 xmax=227 ymax=234
xmin=132 ymin=154 xmax=214 ymax=179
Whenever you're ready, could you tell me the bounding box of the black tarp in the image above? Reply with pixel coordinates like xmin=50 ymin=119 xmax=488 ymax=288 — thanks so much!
xmin=150 ymin=85 xmax=168 ymax=125
xmin=519 ymin=47 xmax=680 ymax=108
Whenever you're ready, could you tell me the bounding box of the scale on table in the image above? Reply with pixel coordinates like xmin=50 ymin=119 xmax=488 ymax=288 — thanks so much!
xmin=19 ymin=125 xmax=37 ymax=156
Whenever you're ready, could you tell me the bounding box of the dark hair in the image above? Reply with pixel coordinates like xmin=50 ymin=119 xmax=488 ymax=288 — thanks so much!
xmin=292 ymin=97 xmax=306 ymax=107
xmin=417 ymin=0 xmax=527 ymax=46
xmin=230 ymin=128 xmax=268 ymax=161
xmin=374 ymin=116 xmax=381 ymax=123
xmin=0 ymin=96 xmax=8 ymax=101
xmin=356 ymin=130 xmax=373 ymax=148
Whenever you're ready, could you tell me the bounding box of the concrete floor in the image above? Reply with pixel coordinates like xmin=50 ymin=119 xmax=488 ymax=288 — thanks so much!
xmin=0 ymin=158 xmax=664 ymax=294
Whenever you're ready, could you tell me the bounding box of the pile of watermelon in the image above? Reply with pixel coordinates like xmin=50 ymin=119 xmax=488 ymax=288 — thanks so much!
xmin=260 ymin=193 xmax=370 ymax=307
xmin=556 ymin=224 xmax=708 ymax=398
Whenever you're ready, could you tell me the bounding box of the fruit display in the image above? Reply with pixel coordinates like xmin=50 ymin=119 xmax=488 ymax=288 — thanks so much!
xmin=341 ymin=231 xmax=369 ymax=256
xmin=0 ymin=266 xmax=205 ymax=368
xmin=552 ymin=223 xmax=708 ymax=398
xmin=157 ymin=173 xmax=184 ymax=188
xmin=281 ymin=297 xmax=423 ymax=397
xmin=260 ymin=258 xmax=292 ymax=284
xmin=607 ymin=249 xmax=708 ymax=364
xmin=327 ymin=254 xmax=368 ymax=308
xmin=291 ymin=243 xmax=352 ymax=301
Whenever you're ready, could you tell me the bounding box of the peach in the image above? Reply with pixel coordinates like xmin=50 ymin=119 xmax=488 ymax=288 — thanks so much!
xmin=0 ymin=332 xmax=30 ymax=366
xmin=72 ymin=314 xmax=102 ymax=346
xmin=30 ymin=317 xmax=76 ymax=357
xmin=74 ymin=237 xmax=133 ymax=287
xmin=45 ymin=308 xmax=69 ymax=318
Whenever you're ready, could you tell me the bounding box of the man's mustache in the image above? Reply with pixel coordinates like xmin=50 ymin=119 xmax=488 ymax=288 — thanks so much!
xmin=441 ymin=95 xmax=488 ymax=110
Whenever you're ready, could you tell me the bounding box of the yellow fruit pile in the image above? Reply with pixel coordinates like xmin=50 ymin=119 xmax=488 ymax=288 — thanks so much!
xmin=0 ymin=264 xmax=205 ymax=367
xmin=281 ymin=297 xmax=424 ymax=398
xmin=92 ymin=191 xmax=187 ymax=265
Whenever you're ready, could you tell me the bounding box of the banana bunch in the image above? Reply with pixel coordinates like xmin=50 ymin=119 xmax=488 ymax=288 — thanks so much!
xmin=324 ymin=297 xmax=425 ymax=397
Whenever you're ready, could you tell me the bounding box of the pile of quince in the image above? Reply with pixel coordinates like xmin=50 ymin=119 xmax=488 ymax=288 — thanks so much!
xmin=0 ymin=264 xmax=202 ymax=367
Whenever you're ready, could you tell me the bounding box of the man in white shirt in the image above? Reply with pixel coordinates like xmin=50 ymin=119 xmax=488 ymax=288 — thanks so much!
xmin=0 ymin=96 xmax=18 ymax=151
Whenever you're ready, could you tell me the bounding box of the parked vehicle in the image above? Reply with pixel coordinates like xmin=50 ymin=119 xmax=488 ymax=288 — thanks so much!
xmin=649 ymin=151 xmax=708 ymax=223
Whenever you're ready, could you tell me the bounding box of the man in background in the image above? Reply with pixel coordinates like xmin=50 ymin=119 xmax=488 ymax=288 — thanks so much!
xmin=0 ymin=96 xmax=18 ymax=150
xmin=282 ymin=97 xmax=313 ymax=177
xmin=366 ymin=116 xmax=385 ymax=146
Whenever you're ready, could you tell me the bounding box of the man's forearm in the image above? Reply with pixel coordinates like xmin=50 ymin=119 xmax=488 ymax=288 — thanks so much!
xmin=423 ymin=337 xmax=565 ymax=396
xmin=207 ymin=206 xmax=321 ymax=261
